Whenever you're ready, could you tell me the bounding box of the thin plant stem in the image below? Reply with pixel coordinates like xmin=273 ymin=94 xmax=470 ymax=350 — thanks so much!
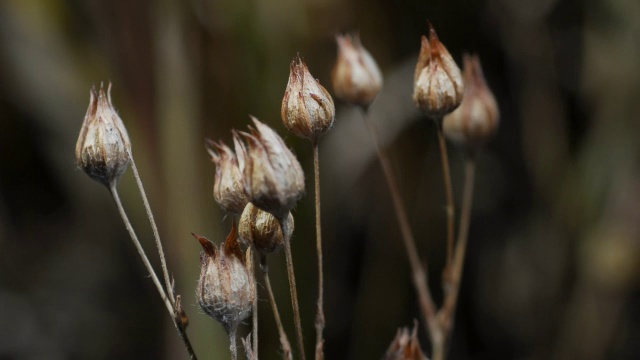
xmin=127 ymin=149 xmax=175 ymax=305
xmin=229 ymin=328 xmax=238 ymax=360
xmin=280 ymin=218 xmax=306 ymax=360
xmin=440 ymin=156 xmax=476 ymax=336
xmin=359 ymin=108 xmax=439 ymax=340
xmin=312 ymin=141 xmax=325 ymax=360
xmin=252 ymin=251 xmax=258 ymax=360
xmin=434 ymin=121 xmax=456 ymax=283
xmin=260 ymin=256 xmax=293 ymax=360
xmin=109 ymin=185 xmax=198 ymax=360
xmin=109 ymin=185 xmax=173 ymax=313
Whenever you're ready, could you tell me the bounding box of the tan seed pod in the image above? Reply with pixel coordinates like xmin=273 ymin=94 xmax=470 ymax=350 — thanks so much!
xmin=75 ymin=83 xmax=131 ymax=187
xmin=205 ymin=139 xmax=248 ymax=215
xmin=383 ymin=321 xmax=429 ymax=360
xmin=413 ymin=24 xmax=464 ymax=119
xmin=281 ymin=55 xmax=335 ymax=141
xmin=332 ymin=33 xmax=383 ymax=107
xmin=238 ymin=202 xmax=294 ymax=255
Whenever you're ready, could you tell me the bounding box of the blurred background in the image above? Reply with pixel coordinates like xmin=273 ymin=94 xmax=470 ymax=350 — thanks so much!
xmin=1 ymin=0 xmax=639 ymax=359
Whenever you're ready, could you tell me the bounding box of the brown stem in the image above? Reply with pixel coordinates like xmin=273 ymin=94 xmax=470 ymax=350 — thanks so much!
xmin=359 ymin=109 xmax=439 ymax=340
xmin=434 ymin=121 xmax=456 ymax=287
xmin=260 ymin=256 xmax=293 ymax=360
xmin=440 ymin=157 xmax=476 ymax=336
xmin=109 ymin=185 xmax=198 ymax=360
xmin=280 ymin=217 xmax=306 ymax=360
xmin=128 ymin=150 xmax=175 ymax=306
xmin=312 ymin=141 xmax=326 ymax=360
xmin=229 ymin=327 xmax=238 ymax=360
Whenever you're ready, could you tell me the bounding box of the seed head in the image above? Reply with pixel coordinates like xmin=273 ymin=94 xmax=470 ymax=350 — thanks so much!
xmin=383 ymin=321 xmax=428 ymax=360
xmin=194 ymin=223 xmax=255 ymax=334
xmin=281 ymin=55 xmax=335 ymax=141
xmin=206 ymin=139 xmax=248 ymax=215
xmin=238 ymin=202 xmax=294 ymax=255
xmin=75 ymin=83 xmax=131 ymax=187
xmin=413 ymin=24 xmax=464 ymax=118
xmin=332 ymin=33 xmax=383 ymax=108
xmin=233 ymin=117 xmax=305 ymax=219
xmin=443 ymin=54 xmax=499 ymax=151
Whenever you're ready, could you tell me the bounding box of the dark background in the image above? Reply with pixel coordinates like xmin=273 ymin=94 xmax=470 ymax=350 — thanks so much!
xmin=1 ymin=0 xmax=639 ymax=359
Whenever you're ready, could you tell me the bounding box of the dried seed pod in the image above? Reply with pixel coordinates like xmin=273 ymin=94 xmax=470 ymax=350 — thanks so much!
xmin=413 ymin=24 xmax=464 ymax=119
xmin=194 ymin=223 xmax=255 ymax=334
xmin=75 ymin=83 xmax=131 ymax=187
xmin=233 ymin=116 xmax=305 ymax=219
xmin=206 ymin=139 xmax=248 ymax=215
xmin=281 ymin=55 xmax=335 ymax=141
xmin=332 ymin=33 xmax=383 ymax=107
xmin=443 ymin=54 xmax=499 ymax=151
xmin=383 ymin=321 xmax=428 ymax=360
xmin=238 ymin=203 xmax=294 ymax=255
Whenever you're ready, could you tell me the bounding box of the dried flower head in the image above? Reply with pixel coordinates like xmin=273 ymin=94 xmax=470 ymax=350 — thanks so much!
xmin=413 ymin=24 xmax=464 ymax=119
xmin=443 ymin=54 xmax=499 ymax=151
xmin=332 ymin=33 xmax=383 ymax=107
xmin=384 ymin=321 xmax=429 ymax=360
xmin=234 ymin=117 xmax=305 ymax=219
xmin=194 ymin=223 xmax=255 ymax=334
xmin=238 ymin=202 xmax=294 ymax=255
xmin=281 ymin=56 xmax=335 ymax=141
xmin=75 ymin=83 xmax=131 ymax=187
xmin=206 ymin=139 xmax=249 ymax=215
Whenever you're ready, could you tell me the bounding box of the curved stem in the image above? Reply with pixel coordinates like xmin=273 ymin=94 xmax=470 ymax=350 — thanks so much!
xmin=109 ymin=185 xmax=198 ymax=360
xmin=280 ymin=218 xmax=306 ymax=360
xmin=359 ymin=109 xmax=439 ymax=340
xmin=440 ymin=157 xmax=476 ymax=335
xmin=312 ymin=141 xmax=325 ymax=360
xmin=261 ymin=256 xmax=293 ymax=360
xmin=434 ymin=121 xmax=456 ymax=287
xmin=128 ymin=149 xmax=175 ymax=305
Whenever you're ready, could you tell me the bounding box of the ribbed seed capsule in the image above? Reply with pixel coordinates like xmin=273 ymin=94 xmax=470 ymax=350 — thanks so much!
xmin=332 ymin=33 xmax=383 ymax=107
xmin=383 ymin=322 xmax=428 ymax=360
xmin=238 ymin=203 xmax=294 ymax=255
xmin=443 ymin=54 xmax=500 ymax=151
xmin=194 ymin=223 xmax=255 ymax=334
xmin=281 ymin=55 xmax=335 ymax=141
xmin=206 ymin=139 xmax=248 ymax=215
xmin=75 ymin=83 xmax=131 ymax=187
xmin=413 ymin=24 xmax=464 ymax=119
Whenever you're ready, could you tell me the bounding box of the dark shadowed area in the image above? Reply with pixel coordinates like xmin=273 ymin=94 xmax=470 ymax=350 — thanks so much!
xmin=1 ymin=0 xmax=639 ymax=359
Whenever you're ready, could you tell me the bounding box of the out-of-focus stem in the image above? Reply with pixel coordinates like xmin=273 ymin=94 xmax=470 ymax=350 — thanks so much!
xmin=109 ymin=185 xmax=198 ymax=360
xmin=434 ymin=120 xmax=456 ymax=285
xmin=260 ymin=256 xmax=293 ymax=360
xmin=312 ymin=141 xmax=325 ymax=360
xmin=440 ymin=157 xmax=476 ymax=335
xmin=280 ymin=218 xmax=306 ymax=360
xmin=359 ymin=108 xmax=439 ymax=340
xmin=128 ymin=149 xmax=176 ymax=306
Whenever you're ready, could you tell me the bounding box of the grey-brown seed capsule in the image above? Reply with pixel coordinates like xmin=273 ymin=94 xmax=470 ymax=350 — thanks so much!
xmin=206 ymin=139 xmax=248 ymax=215
xmin=332 ymin=33 xmax=383 ymax=107
xmin=238 ymin=202 xmax=294 ymax=255
xmin=233 ymin=116 xmax=305 ymax=219
xmin=413 ymin=25 xmax=464 ymax=119
xmin=194 ymin=223 xmax=255 ymax=334
xmin=443 ymin=54 xmax=500 ymax=151
xmin=281 ymin=55 xmax=335 ymax=141
xmin=383 ymin=321 xmax=428 ymax=360
xmin=75 ymin=83 xmax=131 ymax=187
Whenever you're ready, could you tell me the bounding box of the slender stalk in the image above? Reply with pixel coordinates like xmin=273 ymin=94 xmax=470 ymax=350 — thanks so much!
xmin=359 ymin=108 xmax=439 ymax=339
xmin=109 ymin=185 xmax=173 ymax=313
xmin=312 ymin=141 xmax=325 ymax=360
xmin=229 ymin=328 xmax=238 ymax=360
xmin=280 ymin=218 xmax=306 ymax=360
xmin=434 ymin=120 xmax=456 ymax=284
xmin=440 ymin=156 xmax=476 ymax=335
xmin=109 ymin=185 xmax=198 ymax=360
xmin=260 ymin=256 xmax=293 ymax=360
xmin=127 ymin=149 xmax=175 ymax=305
